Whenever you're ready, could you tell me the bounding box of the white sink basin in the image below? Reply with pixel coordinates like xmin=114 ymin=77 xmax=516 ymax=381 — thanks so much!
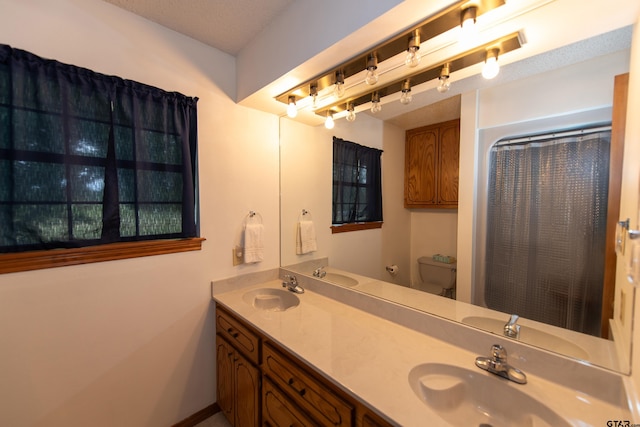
xmin=242 ymin=288 xmax=300 ymax=311
xmin=461 ymin=316 xmax=589 ymax=360
xmin=408 ymin=363 xmax=569 ymax=427
xmin=322 ymin=272 xmax=358 ymax=287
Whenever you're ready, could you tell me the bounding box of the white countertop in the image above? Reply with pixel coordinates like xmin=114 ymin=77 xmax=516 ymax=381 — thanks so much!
xmin=213 ymin=278 xmax=632 ymax=426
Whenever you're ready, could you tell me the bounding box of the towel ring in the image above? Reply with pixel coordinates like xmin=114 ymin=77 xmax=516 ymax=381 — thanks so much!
xmin=299 ymin=209 xmax=313 ymax=221
xmin=245 ymin=210 xmax=263 ymax=225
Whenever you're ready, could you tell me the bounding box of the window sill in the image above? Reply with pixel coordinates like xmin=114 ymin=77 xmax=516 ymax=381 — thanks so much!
xmin=0 ymin=237 xmax=205 ymax=274
xmin=331 ymin=222 xmax=383 ymax=234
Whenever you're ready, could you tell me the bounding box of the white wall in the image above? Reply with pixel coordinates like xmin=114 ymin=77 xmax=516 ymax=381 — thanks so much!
xmin=0 ymin=1 xmax=279 ymax=426
xmin=381 ymin=121 xmax=412 ymax=286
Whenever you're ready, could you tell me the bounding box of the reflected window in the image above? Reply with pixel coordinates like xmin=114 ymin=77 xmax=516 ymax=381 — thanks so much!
xmin=332 ymin=137 xmax=383 ymax=230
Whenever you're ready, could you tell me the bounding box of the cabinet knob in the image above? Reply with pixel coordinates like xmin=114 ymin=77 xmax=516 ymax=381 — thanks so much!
xmin=288 ymin=378 xmax=306 ymax=396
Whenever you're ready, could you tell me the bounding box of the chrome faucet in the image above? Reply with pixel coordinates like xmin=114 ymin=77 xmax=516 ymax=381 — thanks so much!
xmin=313 ymin=266 xmax=326 ymax=278
xmin=475 ymin=344 xmax=527 ymax=384
xmin=504 ymin=314 xmax=520 ymax=339
xmin=282 ymin=274 xmax=304 ymax=294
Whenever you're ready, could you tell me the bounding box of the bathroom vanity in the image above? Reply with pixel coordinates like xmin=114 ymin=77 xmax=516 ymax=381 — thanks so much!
xmin=216 ymin=303 xmax=390 ymax=426
xmin=212 ymin=271 xmax=636 ymax=426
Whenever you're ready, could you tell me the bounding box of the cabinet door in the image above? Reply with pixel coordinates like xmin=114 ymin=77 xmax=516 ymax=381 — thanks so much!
xmin=405 ymin=127 xmax=438 ymax=206
xmin=216 ymin=337 xmax=235 ymax=425
xmin=437 ymin=121 xmax=460 ymax=206
xmin=235 ymin=351 xmax=261 ymax=427
xmin=263 ymin=378 xmax=318 ymax=427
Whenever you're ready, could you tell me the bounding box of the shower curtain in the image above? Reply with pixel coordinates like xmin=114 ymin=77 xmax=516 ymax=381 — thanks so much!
xmin=484 ymin=130 xmax=611 ymax=336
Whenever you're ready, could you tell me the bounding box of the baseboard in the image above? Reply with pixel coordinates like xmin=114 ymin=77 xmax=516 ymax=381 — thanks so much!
xmin=172 ymin=403 xmax=220 ymax=427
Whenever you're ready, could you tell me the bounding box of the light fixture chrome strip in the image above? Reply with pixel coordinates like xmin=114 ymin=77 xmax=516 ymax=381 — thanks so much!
xmin=314 ymin=31 xmax=524 ymax=117
xmin=274 ymin=0 xmax=506 ymax=105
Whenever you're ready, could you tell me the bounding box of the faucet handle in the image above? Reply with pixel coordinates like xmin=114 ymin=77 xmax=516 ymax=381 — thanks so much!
xmin=490 ymin=344 xmax=507 ymax=362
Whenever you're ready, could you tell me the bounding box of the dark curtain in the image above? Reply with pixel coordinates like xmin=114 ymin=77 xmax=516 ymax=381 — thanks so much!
xmin=0 ymin=44 xmax=198 ymax=253
xmin=332 ymin=136 xmax=382 ymax=224
xmin=484 ymin=131 xmax=610 ymax=336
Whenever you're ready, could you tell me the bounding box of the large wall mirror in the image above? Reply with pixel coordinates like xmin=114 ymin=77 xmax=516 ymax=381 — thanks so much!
xmin=279 ymin=21 xmax=637 ymax=375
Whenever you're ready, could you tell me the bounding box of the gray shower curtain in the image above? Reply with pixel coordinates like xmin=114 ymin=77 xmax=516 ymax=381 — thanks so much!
xmin=484 ymin=130 xmax=611 ymax=336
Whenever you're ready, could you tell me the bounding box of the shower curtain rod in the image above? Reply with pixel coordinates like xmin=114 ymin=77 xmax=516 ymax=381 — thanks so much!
xmin=496 ymin=124 xmax=612 ymax=146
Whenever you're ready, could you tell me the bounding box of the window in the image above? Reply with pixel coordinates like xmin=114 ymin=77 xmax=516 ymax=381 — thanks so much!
xmin=0 ymin=44 xmax=201 ymax=272
xmin=331 ymin=137 xmax=383 ymax=233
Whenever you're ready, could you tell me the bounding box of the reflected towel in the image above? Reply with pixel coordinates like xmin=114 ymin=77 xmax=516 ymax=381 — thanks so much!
xmin=244 ymin=223 xmax=264 ymax=263
xmin=296 ymin=220 xmax=317 ymax=255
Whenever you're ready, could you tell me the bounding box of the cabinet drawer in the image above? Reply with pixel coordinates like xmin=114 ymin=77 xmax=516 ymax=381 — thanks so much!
xmin=263 ymin=378 xmax=319 ymax=427
xmin=263 ymin=342 xmax=353 ymax=426
xmin=216 ymin=305 xmax=260 ymax=365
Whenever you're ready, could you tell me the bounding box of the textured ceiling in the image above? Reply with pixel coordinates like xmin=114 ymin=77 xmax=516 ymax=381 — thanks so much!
xmin=102 ymin=0 xmax=295 ymax=55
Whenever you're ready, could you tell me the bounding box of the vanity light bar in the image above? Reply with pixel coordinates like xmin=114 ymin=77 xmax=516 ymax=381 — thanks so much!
xmin=313 ymin=31 xmax=525 ymax=118
xmin=274 ymin=0 xmax=506 ymax=105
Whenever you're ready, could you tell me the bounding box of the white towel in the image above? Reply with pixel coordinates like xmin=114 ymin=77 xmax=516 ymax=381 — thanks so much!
xmin=296 ymin=220 xmax=317 ymax=255
xmin=244 ymin=223 xmax=264 ymax=263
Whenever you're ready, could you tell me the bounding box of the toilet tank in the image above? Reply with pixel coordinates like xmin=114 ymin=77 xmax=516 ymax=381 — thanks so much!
xmin=418 ymin=256 xmax=457 ymax=289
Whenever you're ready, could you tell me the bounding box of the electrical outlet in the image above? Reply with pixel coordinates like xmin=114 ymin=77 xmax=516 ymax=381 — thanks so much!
xmin=232 ymin=245 xmax=244 ymax=266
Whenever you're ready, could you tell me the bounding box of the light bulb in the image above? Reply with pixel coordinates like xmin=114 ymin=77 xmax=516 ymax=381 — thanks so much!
xmin=400 ymin=80 xmax=412 ymax=105
xmin=482 ymin=49 xmax=500 ymax=79
xmin=346 ymin=109 xmax=356 ymax=122
xmin=286 ymin=96 xmax=297 ymax=118
xmin=364 ymin=53 xmax=378 ymax=85
xmin=365 ymin=67 xmax=378 ymax=85
xmin=405 ymin=46 xmax=421 ymax=68
xmin=437 ymin=77 xmax=450 ymax=93
xmin=400 ymin=90 xmax=412 ymax=105
xmin=310 ymin=84 xmax=318 ymax=110
xmin=346 ymin=103 xmax=356 ymax=122
xmin=370 ymin=92 xmax=381 ymax=113
xmin=325 ymin=113 xmax=335 ymax=129
xmin=333 ymin=71 xmax=345 ymax=98
xmin=460 ymin=6 xmax=478 ymax=42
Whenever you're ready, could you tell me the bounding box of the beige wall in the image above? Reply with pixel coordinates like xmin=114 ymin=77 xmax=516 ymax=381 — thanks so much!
xmin=0 ymin=1 xmax=279 ymax=426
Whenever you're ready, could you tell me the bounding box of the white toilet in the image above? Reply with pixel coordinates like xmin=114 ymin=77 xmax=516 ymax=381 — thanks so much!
xmin=416 ymin=256 xmax=457 ymax=298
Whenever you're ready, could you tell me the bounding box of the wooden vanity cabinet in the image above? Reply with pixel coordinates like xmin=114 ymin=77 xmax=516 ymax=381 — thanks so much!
xmin=216 ymin=306 xmax=261 ymax=427
xmin=216 ymin=336 xmax=260 ymax=426
xmin=215 ymin=303 xmax=395 ymax=427
xmin=404 ymin=119 xmax=460 ymax=209
xmin=263 ymin=342 xmax=353 ymax=426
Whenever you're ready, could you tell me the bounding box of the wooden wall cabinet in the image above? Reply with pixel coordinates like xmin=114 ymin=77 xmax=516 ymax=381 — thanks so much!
xmin=215 ymin=303 xmax=395 ymax=427
xmin=404 ymin=119 xmax=460 ymax=209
